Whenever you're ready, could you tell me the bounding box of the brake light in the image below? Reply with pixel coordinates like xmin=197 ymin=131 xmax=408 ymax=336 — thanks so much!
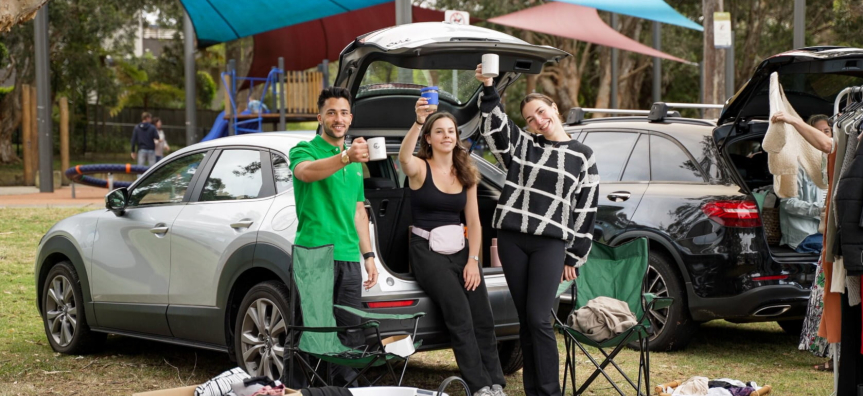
xmin=701 ymin=200 xmax=762 ymax=227
xmin=752 ymin=275 xmax=789 ymax=281
xmin=367 ymin=300 xmax=416 ymax=309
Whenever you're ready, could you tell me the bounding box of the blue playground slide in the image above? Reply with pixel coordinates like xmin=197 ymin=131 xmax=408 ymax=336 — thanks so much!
xmin=202 ymin=111 xmax=229 ymax=142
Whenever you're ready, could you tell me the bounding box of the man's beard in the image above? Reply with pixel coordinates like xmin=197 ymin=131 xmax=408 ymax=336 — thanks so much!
xmin=322 ymin=123 xmax=347 ymax=140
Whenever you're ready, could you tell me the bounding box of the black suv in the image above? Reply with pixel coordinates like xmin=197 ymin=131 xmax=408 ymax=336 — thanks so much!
xmin=556 ymin=47 xmax=863 ymax=351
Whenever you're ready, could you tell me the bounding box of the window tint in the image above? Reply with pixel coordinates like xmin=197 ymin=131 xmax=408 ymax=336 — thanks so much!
xmin=621 ymin=134 xmax=649 ymax=181
xmin=582 ymin=132 xmax=638 ymax=182
xmin=271 ymin=153 xmax=292 ymax=194
xmin=650 ymin=135 xmax=704 ymax=182
xmin=128 ymin=152 xmax=207 ymax=206
xmin=200 ymin=150 xmax=265 ymax=201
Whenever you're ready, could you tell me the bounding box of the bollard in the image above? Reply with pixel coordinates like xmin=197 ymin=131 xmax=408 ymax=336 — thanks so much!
xmin=71 ymin=182 xmax=76 ymax=199
xmin=108 ymin=173 xmax=113 ymax=191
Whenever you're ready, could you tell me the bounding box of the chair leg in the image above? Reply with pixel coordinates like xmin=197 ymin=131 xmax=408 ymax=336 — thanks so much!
xmin=571 ymin=339 xmax=626 ymax=396
xmin=347 ymin=357 xmax=382 ymax=388
xmin=398 ymin=356 xmax=411 ymax=386
xmin=561 ymin=338 xmax=570 ymax=396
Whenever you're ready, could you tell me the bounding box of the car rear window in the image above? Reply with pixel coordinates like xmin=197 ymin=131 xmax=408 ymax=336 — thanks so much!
xmin=357 ymin=61 xmax=478 ymax=105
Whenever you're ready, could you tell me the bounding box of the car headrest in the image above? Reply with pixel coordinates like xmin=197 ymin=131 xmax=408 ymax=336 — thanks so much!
xmin=364 ymin=177 xmax=396 ymax=190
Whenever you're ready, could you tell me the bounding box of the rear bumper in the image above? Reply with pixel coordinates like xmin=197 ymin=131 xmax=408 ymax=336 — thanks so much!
xmin=687 ymin=282 xmax=809 ymax=322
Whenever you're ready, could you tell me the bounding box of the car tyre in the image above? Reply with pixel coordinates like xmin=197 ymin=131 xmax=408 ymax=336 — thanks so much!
xmin=234 ymin=281 xmax=294 ymax=381
xmin=777 ymin=319 xmax=804 ymax=336
xmin=41 ymin=261 xmax=105 ymax=354
xmin=497 ymin=339 xmax=524 ymax=375
xmin=635 ymin=252 xmax=697 ymax=351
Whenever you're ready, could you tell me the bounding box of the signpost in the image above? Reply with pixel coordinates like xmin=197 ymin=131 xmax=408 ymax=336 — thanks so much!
xmin=445 ymin=10 xmax=469 ymax=25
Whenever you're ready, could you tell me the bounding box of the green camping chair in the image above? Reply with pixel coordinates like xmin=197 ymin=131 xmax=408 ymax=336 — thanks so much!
xmin=287 ymin=245 xmax=424 ymax=387
xmin=553 ymin=238 xmax=673 ymax=396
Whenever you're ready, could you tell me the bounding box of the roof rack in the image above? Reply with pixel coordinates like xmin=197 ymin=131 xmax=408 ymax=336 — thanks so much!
xmin=566 ymin=102 xmax=724 ymax=125
xmin=566 ymin=108 xmax=680 ymax=125
xmin=648 ymin=102 xmax=724 ymax=122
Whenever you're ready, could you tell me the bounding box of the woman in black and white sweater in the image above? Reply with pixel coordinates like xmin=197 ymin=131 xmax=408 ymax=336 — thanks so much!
xmin=476 ymin=65 xmax=599 ymax=396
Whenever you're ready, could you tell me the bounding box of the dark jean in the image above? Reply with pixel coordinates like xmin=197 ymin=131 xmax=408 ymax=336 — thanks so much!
xmin=409 ymin=237 xmax=506 ymax=393
xmin=796 ymin=233 xmax=824 ymax=254
xmin=497 ymin=229 xmax=566 ymax=396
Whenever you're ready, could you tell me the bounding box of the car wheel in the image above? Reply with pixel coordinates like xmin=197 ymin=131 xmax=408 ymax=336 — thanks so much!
xmin=41 ymin=262 xmax=105 ymax=354
xmin=636 ymin=252 xmax=697 ymax=351
xmin=497 ymin=339 xmax=524 ymax=375
xmin=234 ymin=281 xmax=293 ymax=380
xmin=777 ymin=319 xmax=804 ymax=336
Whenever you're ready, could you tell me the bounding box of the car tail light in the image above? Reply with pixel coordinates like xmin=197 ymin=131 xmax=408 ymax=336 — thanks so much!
xmin=752 ymin=275 xmax=789 ymax=281
xmin=701 ymin=200 xmax=762 ymax=227
xmin=367 ymin=300 xmax=416 ymax=309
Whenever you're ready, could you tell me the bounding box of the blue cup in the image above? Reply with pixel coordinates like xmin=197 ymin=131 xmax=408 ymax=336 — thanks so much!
xmin=420 ymin=86 xmax=439 ymax=112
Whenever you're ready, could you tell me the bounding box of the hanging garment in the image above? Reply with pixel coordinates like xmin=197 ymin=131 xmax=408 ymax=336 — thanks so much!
xmin=763 ymin=72 xmax=828 ymax=198
xmin=799 ymin=258 xmax=831 ymax=358
xmin=834 ymin=121 xmax=863 ymax=276
xmin=818 ymin=150 xmax=842 ymax=343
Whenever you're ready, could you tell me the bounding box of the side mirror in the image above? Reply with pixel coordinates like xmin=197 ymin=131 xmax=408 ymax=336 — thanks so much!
xmin=105 ymin=187 xmax=128 ymax=216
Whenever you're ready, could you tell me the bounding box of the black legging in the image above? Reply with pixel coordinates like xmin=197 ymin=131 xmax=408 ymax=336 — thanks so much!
xmin=497 ymin=229 xmax=566 ymax=396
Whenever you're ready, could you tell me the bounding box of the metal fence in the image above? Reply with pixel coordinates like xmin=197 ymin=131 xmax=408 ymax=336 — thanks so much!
xmin=12 ymin=106 xmax=224 ymax=157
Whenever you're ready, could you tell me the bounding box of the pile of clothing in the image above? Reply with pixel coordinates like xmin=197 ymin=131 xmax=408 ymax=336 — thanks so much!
xmin=195 ymin=368 xmax=296 ymax=396
xmin=565 ymin=296 xmax=638 ymax=342
xmin=655 ymin=377 xmax=772 ymax=396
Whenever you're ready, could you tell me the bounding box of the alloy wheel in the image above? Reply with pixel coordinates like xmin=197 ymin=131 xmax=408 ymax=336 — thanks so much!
xmin=240 ymin=298 xmax=287 ymax=379
xmin=45 ymin=275 xmax=77 ymax=347
xmin=645 ymin=265 xmax=670 ymax=339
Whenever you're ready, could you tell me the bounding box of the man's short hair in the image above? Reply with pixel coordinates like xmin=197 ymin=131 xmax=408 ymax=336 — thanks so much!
xmin=317 ymin=87 xmax=352 ymax=113
xmin=141 ymin=112 xmax=151 ymax=122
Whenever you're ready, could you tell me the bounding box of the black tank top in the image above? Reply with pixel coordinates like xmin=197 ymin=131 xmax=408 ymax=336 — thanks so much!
xmin=410 ymin=160 xmax=466 ymax=230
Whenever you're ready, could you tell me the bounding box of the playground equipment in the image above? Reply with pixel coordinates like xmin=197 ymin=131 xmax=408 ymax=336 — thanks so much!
xmin=65 ymin=164 xmax=148 ymax=197
xmin=209 ymin=57 xmax=323 ymax=141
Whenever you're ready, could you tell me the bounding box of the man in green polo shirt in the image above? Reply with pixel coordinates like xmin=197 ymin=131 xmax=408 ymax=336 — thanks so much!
xmin=289 ymin=86 xmax=377 ymax=386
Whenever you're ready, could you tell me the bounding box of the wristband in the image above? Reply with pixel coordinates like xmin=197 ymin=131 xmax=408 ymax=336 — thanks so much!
xmin=415 ymin=119 xmax=424 ymax=126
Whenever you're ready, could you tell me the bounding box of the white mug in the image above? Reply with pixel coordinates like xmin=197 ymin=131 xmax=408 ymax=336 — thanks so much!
xmin=482 ymin=54 xmax=499 ymax=78
xmin=367 ymin=137 xmax=387 ymax=161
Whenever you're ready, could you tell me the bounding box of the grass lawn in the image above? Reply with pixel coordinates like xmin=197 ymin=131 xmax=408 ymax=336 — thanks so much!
xmin=0 ymin=208 xmax=833 ymax=395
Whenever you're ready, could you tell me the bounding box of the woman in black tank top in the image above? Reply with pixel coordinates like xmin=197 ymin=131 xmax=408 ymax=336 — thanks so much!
xmin=397 ymin=98 xmax=506 ymax=396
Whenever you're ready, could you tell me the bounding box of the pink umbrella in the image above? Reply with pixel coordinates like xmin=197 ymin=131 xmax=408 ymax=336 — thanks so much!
xmin=488 ymin=2 xmax=692 ymax=64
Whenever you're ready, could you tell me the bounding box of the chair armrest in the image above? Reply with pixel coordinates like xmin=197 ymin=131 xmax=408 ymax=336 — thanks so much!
xmin=643 ymin=293 xmax=673 ymax=310
xmin=290 ymin=320 xmax=380 ymax=333
xmin=334 ymin=304 xmax=425 ymax=320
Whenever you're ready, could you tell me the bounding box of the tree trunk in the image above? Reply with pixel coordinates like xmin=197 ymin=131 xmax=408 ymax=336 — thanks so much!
xmin=0 ymin=80 xmax=23 ymax=163
xmin=594 ymin=46 xmax=612 ymax=116
xmin=703 ymin=0 xmax=725 ymax=118
xmin=0 ymin=0 xmax=48 ymax=32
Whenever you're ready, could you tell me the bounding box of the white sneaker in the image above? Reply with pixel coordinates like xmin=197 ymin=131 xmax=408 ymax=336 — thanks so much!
xmin=491 ymin=384 xmax=507 ymax=396
xmin=474 ymin=386 xmax=494 ymax=396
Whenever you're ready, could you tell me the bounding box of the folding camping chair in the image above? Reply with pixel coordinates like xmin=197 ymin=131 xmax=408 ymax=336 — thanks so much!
xmin=553 ymin=238 xmax=673 ymax=396
xmin=286 ymin=245 xmax=424 ymax=387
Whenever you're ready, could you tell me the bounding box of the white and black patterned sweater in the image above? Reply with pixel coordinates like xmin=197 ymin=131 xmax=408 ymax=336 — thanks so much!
xmin=479 ymin=85 xmax=599 ymax=267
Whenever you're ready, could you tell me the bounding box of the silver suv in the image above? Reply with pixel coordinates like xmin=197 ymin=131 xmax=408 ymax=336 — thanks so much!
xmin=34 ymin=22 xmax=568 ymax=380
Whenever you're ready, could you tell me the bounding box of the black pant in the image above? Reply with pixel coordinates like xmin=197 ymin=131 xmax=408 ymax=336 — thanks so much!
xmin=410 ymin=237 xmax=506 ymax=393
xmin=331 ymin=260 xmax=363 ymax=386
xmin=497 ymin=230 xmax=566 ymax=396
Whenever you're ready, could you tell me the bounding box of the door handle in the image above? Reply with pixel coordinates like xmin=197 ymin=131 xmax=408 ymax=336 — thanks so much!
xmin=607 ymin=191 xmax=631 ymax=202
xmin=230 ymin=220 xmax=254 ymax=229
xmin=149 ymin=226 xmax=169 ymax=234
xmin=379 ymin=199 xmax=389 ymax=216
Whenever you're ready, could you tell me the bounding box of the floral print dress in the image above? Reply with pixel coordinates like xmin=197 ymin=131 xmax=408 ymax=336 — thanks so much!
xmin=799 ymin=258 xmax=830 ymax=357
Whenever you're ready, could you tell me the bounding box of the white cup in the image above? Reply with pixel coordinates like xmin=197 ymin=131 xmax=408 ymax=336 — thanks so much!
xmin=367 ymin=137 xmax=387 ymax=161
xmin=482 ymin=54 xmax=499 ymax=78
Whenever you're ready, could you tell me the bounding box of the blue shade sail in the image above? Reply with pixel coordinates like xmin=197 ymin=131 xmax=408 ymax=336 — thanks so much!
xmin=181 ymin=0 xmax=393 ymax=47
xmin=553 ymin=0 xmax=703 ymax=31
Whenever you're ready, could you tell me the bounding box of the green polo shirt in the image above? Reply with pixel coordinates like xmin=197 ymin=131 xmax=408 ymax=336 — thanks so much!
xmin=289 ymin=135 xmax=365 ymax=262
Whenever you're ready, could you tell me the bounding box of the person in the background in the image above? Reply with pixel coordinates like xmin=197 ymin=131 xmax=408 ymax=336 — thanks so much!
xmin=130 ymin=112 xmax=159 ymax=167
xmin=152 ymin=117 xmax=170 ymax=162
xmin=771 ymin=113 xmax=831 ymax=253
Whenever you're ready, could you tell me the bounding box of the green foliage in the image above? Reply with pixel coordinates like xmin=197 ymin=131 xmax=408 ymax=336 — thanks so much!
xmin=0 ymin=86 xmax=13 ymax=103
xmin=196 ymin=71 xmax=217 ymax=107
